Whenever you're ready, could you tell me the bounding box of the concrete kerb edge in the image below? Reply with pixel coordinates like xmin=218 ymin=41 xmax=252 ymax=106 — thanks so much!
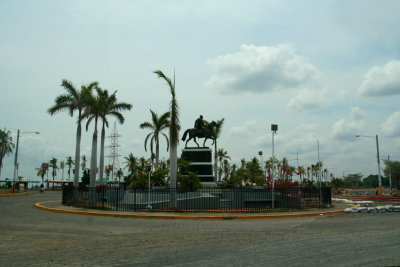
xmin=0 ymin=192 xmax=32 ymax=197
xmin=35 ymin=200 xmax=345 ymax=220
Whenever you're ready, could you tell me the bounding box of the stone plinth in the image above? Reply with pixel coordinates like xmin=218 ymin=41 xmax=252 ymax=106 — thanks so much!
xmin=181 ymin=147 xmax=215 ymax=184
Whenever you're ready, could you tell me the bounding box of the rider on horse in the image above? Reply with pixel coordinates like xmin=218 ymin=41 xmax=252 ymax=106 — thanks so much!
xmin=182 ymin=115 xmax=217 ymax=147
xmin=194 ymin=115 xmax=205 ymax=133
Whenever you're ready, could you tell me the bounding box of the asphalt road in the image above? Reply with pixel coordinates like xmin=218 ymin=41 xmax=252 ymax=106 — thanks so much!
xmin=1 ymin=191 xmax=400 ymax=266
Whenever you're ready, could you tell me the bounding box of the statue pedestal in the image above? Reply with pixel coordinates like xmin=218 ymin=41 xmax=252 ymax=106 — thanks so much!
xmin=181 ymin=147 xmax=216 ymax=187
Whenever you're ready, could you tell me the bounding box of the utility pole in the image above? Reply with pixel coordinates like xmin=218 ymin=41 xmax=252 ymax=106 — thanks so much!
xmin=271 ymin=124 xmax=278 ymax=209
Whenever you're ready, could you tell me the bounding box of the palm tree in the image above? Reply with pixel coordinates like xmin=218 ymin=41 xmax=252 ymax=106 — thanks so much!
xmin=82 ymin=87 xmax=102 ymax=190
xmin=48 ymin=79 xmax=98 ymax=189
xmin=211 ymin=118 xmax=224 ymax=182
xmin=298 ymin=166 xmax=306 ymax=185
xmin=0 ymin=128 xmax=15 ymax=179
xmin=307 ymin=166 xmax=311 ymax=180
xmin=240 ymin=158 xmax=246 ymax=169
xmin=115 ymin=168 xmax=124 ymax=182
xmin=105 ymin=165 xmax=111 ymax=181
xmin=217 ymin=148 xmax=231 ymax=181
xmin=140 ymin=110 xmax=170 ymax=169
xmin=36 ymin=165 xmax=47 ymax=187
xmin=223 ymin=159 xmax=230 ymax=180
xmin=97 ymin=88 xmax=132 ymax=184
xmin=81 ymin=155 xmax=87 ymax=171
xmin=60 ymin=161 xmax=65 ymax=180
xmin=49 ymin=157 xmax=58 ymax=181
xmin=66 ymin=156 xmax=74 ymax=179
xmin=124 ymin=153 xmax=138 ymax=174
xmin=154 ymin=70 xmax=180 ymax=209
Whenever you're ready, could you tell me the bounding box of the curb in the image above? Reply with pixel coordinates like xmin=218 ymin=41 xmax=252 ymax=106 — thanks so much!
xmin=35 ymin=201 xmax=345 ymax=220
xmin=0 ymin=192 xmax=32 ymax=197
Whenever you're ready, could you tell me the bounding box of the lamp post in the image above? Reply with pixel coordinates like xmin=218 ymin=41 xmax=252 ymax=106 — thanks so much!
xmin=146 ymin=164 xmax=152 ymax=209
xmin=258 ymin=151 xmax=265 ymax=177
xmin=355 ymin=134 xmax=382 ymax=196
xmin=271 ymin=124 xmax=278 ymax=209
xmin=13 ymin=129 xmax=40 ymax=193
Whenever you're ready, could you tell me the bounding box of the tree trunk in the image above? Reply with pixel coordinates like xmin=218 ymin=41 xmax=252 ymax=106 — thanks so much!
xmin=99 ymin=123 xmax=105 ymax=185
xmin=73 ymin=122 xmax=81 ymax=188
xmin=155 ymin=137 xmax=159 ymax=169
xmin=214 ymin=141 xmax=218 ymax=182
xmin=89 ymin=126 xmax=98 ymax=205
xmin=90 ymin=130 xmax=98 ymax=188
xmin=169 ymin=143 xmax=177 ymax=209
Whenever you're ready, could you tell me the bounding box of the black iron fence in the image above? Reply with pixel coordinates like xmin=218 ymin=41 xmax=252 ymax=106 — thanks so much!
xmin=62 ymin=185 xmax=331 ymax=212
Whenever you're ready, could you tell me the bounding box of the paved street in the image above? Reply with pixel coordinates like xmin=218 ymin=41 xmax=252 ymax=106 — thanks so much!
xmin=1 ymin=191 xmax=400 ymax=266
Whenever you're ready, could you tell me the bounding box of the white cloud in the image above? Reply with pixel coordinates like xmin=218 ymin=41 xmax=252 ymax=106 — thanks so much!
xmin=251 ymin=134 xmax=270 ymax=147
xmin=332 ymin=107 xmax=364 ymax=141
xmin=288 ymin=89 xmax=328 ymax=112
xmin=280 ymin=124 xmax=320 ymax=153
xmin=358 ymin=60 xmax=400 ymax=97
xmin=381 ymin=111 xmax=400 ymax=137
xmin=229 ymin=121 xmax=257 ymax=138
xmin=206 ymin=44 xmax=320 ymax=94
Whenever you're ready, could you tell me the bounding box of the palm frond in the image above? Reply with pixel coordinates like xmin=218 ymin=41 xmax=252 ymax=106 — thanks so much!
xmin=140 ymin=122 xmax=154 ymax=130
xmin=108 ymin=111 xmax=125 ymax=124
xmin=144 ymin=133 xmax=153 ymax=152
xmin=161 ymin=132 xmax=170 ymax=152
xmin=61 ymin=79 xmax=79 ymax=98
xmin=150 ymin=135 xmax=155 ymax=155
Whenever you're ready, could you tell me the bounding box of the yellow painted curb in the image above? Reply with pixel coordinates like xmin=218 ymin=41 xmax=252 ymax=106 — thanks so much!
xmin=0 ymin=192 xmax=32 ymax=197
xmin=35 ymin=200 xmax=345 ymax=220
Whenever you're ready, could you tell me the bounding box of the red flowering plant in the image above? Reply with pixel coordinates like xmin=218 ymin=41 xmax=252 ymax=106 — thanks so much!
xmin=265 ymin=178 xmax=297 ymax=189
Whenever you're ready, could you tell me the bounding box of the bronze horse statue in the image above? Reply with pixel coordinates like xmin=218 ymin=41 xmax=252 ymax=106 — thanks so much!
xmin=181 ymin=121 xmax=217 ymax=148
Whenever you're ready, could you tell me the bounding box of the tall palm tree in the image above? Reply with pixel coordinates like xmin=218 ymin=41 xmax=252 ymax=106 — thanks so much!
xmin=48 ymin=79 xmax=98 ymax=189
xmin=217 ymin=148 xmax=231 ymax=181
xmin=49 ymin=157 xmax=58 ymax=181
xmin=82 ymin=87 xmax=102 ymax=190
xmin=154 ymin=70 xmax=180 ymax=209
xmin=140 ymin=110 xmax=170 ymax=169
xmin=66 ymin=156 xmax=74 ymax=179
xmin=97 ymin=88 xmax=132 ymax=185
xmin=211 ymin=118 xmax=224 ymax=181
xmin=0 ymin=128 xmax=15 ymax=179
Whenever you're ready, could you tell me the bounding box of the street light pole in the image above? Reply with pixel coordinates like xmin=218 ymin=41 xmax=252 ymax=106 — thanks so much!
xmin=12 ymin=129 xmax=20 ymax=193
xmin=375 ymin=135 xmax=382 ymax=196
xmin=355 ymin=134 xmax=382 ymax=196
xmin=271 ymin=124 xmax=278 ymax=209
xmin=12 ymin=129 xmax=40 ymax=193
xmin=258 ymin=151 xmax=265 ymax=177
xmin=146 ymin=164 xmax=152 ymax=209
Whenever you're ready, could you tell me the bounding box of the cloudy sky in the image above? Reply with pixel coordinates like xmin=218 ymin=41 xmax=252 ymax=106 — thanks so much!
xmin=1 ymin=0 xmax=400 ymax=182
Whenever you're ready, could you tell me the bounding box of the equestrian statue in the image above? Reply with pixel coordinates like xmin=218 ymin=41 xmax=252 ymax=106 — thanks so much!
xmin=181 ymin=115 xmax=217 ymax=148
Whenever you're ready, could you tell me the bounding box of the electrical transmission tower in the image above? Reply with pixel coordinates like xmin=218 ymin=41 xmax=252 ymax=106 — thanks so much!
xmin=106 ymin=122 xmax=121 ymax=181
